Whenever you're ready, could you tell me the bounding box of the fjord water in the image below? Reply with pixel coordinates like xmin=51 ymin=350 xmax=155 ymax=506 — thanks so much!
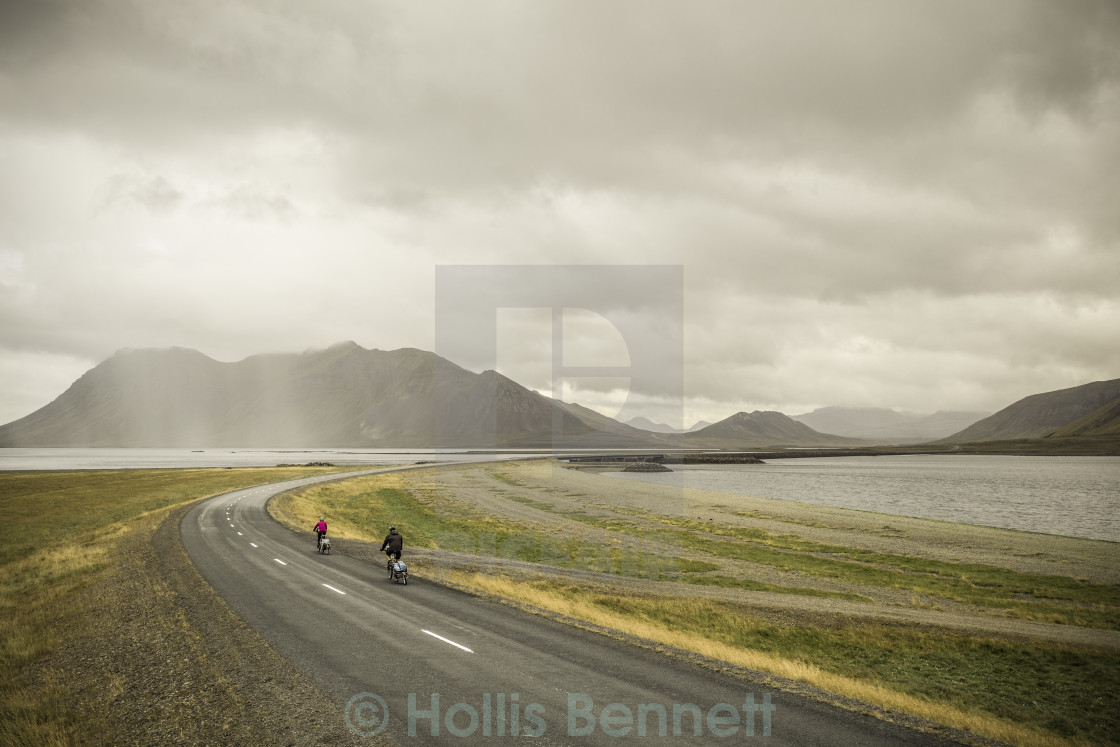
xmin=608 ymin=455 xmax=1120 ymax=542
xmin=4 ymin=449 xmax=1116 ymax=542
xmin=0 ymin=447 xmax=525 ymax=471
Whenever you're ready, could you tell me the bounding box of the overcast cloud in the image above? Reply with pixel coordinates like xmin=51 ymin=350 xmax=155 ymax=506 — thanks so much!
xmin=1 ymin=0 xmax=1118 ymax=428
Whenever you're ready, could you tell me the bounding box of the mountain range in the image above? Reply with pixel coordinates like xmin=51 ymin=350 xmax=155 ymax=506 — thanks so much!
xmin=792 ymin=407 xmax=989 ymax=443
xmin=0 ymin=343 xmax=1115 ymax=451
xmin=0 ymin=343 xmax=851 ymax=448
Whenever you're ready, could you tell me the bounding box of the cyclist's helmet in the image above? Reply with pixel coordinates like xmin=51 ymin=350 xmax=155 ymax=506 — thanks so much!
xmin=389 ymin=525 xmax=396 ymax=532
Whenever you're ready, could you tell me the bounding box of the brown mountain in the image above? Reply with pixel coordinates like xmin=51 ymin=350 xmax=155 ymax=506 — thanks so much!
xmin=940 ymin=378 xmax=1120 ymax=443
xmin=0 ymin=343 xmax=657 ymax=448
xmin=677 ymin=410 xmax=861 ymax=448
xmin=0 ymin=343 xmax=882 ymax=449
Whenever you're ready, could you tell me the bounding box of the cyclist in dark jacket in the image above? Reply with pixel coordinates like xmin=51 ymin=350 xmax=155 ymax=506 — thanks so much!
xmin=380 ymin=526 xmax=403 ymax=560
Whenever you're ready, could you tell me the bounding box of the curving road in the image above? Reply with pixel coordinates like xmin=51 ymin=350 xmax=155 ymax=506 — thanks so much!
xmin=182 ymin=466 xmax=963 ymax=745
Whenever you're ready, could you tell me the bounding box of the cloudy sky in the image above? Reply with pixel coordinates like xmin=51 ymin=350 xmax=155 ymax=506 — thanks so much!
xmin=2 ymin=0 xmax=1118 ymax=429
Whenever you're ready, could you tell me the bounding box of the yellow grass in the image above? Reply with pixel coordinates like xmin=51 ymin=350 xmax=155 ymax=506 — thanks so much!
xmin=0 ymin=466 xmax=361 ymax=745
xmin=436 ymin=570 xmax=1088 ymax=747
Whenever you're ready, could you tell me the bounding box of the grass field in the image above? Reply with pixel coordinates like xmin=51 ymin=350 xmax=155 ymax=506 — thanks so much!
xmin=273 ymin=464 xmax=1120 ymax=747
xmin=6 ymin=463 xmax=1115 ymax=745
xmin=0 ymin=466 xmax=359 ymax=745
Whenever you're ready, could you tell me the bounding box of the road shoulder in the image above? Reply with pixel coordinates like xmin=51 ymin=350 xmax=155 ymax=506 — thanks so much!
xmin=24 ymin=498 xmax=377 ymax=745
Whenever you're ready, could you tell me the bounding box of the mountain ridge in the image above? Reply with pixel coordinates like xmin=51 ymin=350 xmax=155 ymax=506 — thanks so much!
xmin=939 ymin=378 xmax=1120 ymax=443
xmin=4 ymin=344 xmax=1114 ymax=451
xmin=0 ymin=344 xmax=849 ymax=449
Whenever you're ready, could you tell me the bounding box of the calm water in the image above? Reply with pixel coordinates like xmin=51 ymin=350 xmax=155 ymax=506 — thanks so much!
xmin=607 ymin=455 xmax=1120 ymax=542
xmin=0 ymin=447 xmax=534 ymax=471
xmin=5 ymin=450 xmax=1117 ymax=542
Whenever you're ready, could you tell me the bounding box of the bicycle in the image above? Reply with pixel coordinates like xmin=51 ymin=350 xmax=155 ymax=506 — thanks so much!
xmin=386 ymin=555 xmax=408 ymax=585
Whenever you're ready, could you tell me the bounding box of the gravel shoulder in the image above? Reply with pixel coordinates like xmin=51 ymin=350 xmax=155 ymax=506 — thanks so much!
xmin=23 ymin=500 xmax=385 ymax=746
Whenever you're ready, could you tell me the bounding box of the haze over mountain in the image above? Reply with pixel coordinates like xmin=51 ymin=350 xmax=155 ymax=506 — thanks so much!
xmin=793 ymin=407 xmax=988 ymax=443
xmin=625 ymin=417 xmax=710 ymax=434
xmin=4 ymin=343 xmax=1111 ymax=451
xmin=0 ymin=344 xmax=849 ymax=449
xmin=940 ymin=379 xmax=1120 ymax=443
xmin=0 ymin=344 xmax=650 ymax=448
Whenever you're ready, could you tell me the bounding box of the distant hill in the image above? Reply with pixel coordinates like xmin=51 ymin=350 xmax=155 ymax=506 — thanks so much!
xmin=557 ymin=402 xmax=669 ymax=443
xmin=0 ymin=343 xmax=662 ymax=448
xmin=794 ymin=407 xmax=914 ymax=436
xmin=625 ymin=416 xmax=710 ymax=434
xmin=626 ymin=416 xmax=681 ymax=434
xmin=940 ymin=379 xmax=1120 ymax=443
xmin=794 ymin=407 xmax=987 ymax=443
xmin=676 ymin=410 xmax=860 ymax=448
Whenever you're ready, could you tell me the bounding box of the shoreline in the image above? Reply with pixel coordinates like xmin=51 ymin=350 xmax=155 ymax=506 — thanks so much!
xmin=574 ymin=457 xmax=1120 ymax=546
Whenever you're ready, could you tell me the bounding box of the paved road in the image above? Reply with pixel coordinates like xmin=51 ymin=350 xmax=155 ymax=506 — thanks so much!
xmin=181 ymin=466 xmax=963 ymax=745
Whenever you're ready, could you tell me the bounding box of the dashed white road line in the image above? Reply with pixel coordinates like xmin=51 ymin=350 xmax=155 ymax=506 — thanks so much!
xmin=274 ymin=559 xmax=287 ymax=566
xmin=322 ymin=584 xmax=346 ymax=595
xmin=422 ymin=629 xmax=474 ymax=653
xmin=250 ymin=543 xmax=258 ymax=548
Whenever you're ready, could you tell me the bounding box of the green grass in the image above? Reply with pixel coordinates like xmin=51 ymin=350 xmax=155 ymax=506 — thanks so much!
xmin=488 ymin=470 xmax=527 ymax=488
xmin=277 ymin=474 xmax=841 ymax=586
xmin=525 ymin=501 xmax=1120 ymax=629
xmin=405 ymin=468 xmax=1120 ymax=628
xmin=574 ymin=587 xmax=1120 ymax=746
xmin=0 ymin=467 xmax=357 ymax=745
xmin=686 ymin=575 xmax=871 ymax=601
xmin=279 ymin=479 xmax=681 ymax=575
xmin=681 ymin=534 xmax=1120 ymax=629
